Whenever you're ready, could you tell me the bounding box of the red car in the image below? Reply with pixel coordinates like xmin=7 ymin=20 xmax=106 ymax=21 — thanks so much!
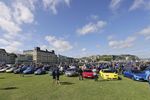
xmin=82 ymin=69 xmax=94 ymax=78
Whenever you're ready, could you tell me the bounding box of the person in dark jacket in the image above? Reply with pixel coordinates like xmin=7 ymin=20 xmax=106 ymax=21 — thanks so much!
xmin=52 ymin=68 xmax=56 ymax=84
xmin=78 ymin=68 xmax=83 ymax=80
xmin=55 ymin=67 xmax=60 ymax=85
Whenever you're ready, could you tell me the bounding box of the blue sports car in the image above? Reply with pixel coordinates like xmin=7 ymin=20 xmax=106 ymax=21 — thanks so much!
xmin=23 ymin=66 xmax=34 ymax=74
xmin=123 ymin=69 xmax=150 ymax=82
xmin=34 ymin=68 xmax=46 ymax=75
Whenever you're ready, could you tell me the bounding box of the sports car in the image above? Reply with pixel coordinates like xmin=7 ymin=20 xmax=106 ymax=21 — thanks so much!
xmin=65 ymin=68 xmax=78 ymax=77
xmin=82 ymin=69 xmax=94 ymax=78
xmin=6 ymin=67 xmax=16 ymax=73
xmin=123 ymin=69 xmax=150 ymax=81
xmin=99 ymin=69 xmax=119 ymax=80
xmin=34 ymin=68 xmax=46 ymax=75
xmin=23 ymin=67 xmax=34 ymax=74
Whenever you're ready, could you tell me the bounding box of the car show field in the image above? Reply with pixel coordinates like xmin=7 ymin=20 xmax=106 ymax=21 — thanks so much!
xmin=0 ymin=73 xmax=150 ymax=100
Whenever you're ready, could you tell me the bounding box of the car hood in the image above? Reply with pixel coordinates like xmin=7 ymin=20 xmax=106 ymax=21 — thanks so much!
xmin=103 ymin=73 xmax=118 ymax=76
xmin=65 ymin=71 xmax=75 ymax=74
xmin=134 ymin=73 xmax=146 ymax=78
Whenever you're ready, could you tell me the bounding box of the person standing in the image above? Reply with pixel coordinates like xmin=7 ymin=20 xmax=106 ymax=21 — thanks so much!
xmin=78 ymin=68 xmax=83 ymax=80
xmin=52 ymin=68 xmax=56 ymax=84
xmin=92 ymin=67 xmax=98 ymax=81
xmin=55 ymin=67 xmax=60 ymax=85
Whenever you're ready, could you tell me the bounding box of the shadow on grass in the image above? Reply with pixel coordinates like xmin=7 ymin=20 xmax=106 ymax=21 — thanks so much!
xmin=0 ymin=77 xmax=5 ymax=79
xmin=21 ymin=75 xmax=33 ymax=77
xmin=97 ymin=77 xmax=122 ymax=82
xmin=0 ymin=87 xmax=18 ymax=90
xmin=60 ymin=82 xmax=75 ymax=85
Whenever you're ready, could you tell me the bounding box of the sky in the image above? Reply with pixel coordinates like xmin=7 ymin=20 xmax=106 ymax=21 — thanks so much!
xmin=0 ymin=0 xmax=150 ymax=58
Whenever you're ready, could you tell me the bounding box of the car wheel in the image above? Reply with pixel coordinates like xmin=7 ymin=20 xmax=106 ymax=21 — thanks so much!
xmin=132 ymin=77 xmax=135 ymax=81
xmin=148 ymin=75 xmax=150 ymax=84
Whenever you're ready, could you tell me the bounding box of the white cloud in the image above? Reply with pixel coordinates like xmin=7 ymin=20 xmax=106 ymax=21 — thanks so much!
xmin=42 ymin=0 xmax=71 ymax=14
xmin=81 ymin=48 xmax=87 ymax=52
xmin=77 ymin=20 xmax=107 ymax=35
xmin=110 ymin=0 xmax=122 ymax=11
xmin=0 ymin=2 xmax=21 ymax=34
xmin=138 ymin=26 xmax=150 ymax=40
xmin=90 ymin=15 xmax=99 ymax=20
xmin=13 ymin=2 xmax=34 ymax=24
xmin=45 ymin=35 xmax=73 ymax=52
xmin=109 ymin=36 xmax=136 ymax=49
xmin=129 ymin=0 xmax=145 ymax=11
xmin=96 ymin=45 xmax=100 ymax=48
xmin=0 ymin=1 xmax=35 ymax=53
xmin=107 ymin=35 xmax=115 ymax=40
xmin=129 ymin=0 xmax=150 ymax=11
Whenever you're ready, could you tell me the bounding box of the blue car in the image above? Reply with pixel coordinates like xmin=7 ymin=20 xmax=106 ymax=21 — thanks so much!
xmin=14 ymin=66 xmax=28 ymax=74
xmin=34 ymin=68 xmax=46 ymax=75
xmin=23 ymin=66 xmax=34 ymax=74
xmin=123 ymin=69 xmax=150 ymax=82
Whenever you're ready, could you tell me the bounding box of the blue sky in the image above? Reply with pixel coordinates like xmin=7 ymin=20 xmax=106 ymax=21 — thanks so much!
xmin=0 ymin=0 xmax=150 ymax=58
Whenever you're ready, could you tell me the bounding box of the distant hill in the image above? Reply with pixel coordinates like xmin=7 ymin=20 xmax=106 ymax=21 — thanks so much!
xmin=79 ymin=54 xmax=140 ymax=62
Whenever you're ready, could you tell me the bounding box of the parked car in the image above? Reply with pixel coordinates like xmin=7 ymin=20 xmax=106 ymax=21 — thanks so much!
xmin=23 ymin=67 xmax=34 ymax=74
xmin=123 ymin=69 xmax=150 ymax=82
xmin=99 ymin=69 xmax=119 ymax=80
xmin=65 ymin=68 xmax=78 ymax=77
xmin=13 ymin=66 xmax=28 ymax=74
xmin=6 ymin=67 xmax=16 ymax=73
xmin=82 ymin=69 xmax=94 ymax=78
xmin=0 ymin=67 xmax=10 ymax=72
xmin=34 ymin=68 xmax=46 ymax=75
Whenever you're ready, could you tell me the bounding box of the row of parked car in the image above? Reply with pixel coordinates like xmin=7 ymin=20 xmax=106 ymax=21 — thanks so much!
xmin=0 ymin=64 xmax=150 ymax=84
xmin=0 ymin=65 xmax=47 ymax=75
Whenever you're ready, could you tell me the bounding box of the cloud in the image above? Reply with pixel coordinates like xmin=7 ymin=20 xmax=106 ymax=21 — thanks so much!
xmin=110 ymin=0 xmax=122 ymax=11
xmin=138 ymin=26 xmax=150 ymax=40
xmin=109 ymin=36 xmax=136 ymax=49
xmin=129 ymin=0 xmax=145 ymax=11
xmin=81 ymin=48 xmax=87 ymax=52
xmin=13 ymin=2 xmax=34 ymax=24
xmin=0 ymin=1 xmax=35 ymax=53
xmin=42 ymin=0 xmax=71 ymax=14
xmin=107 ymin=35 xmax=115 ymax=40
xmin=45 ymin=35 xmax=73 ymax=52
xmin=0 ymin=2 xmax=21 ymax=34
xmin=77 ymin=20 xmax=107 ymax=35
xmin=129 ymin=0 xmax=150 ymax=11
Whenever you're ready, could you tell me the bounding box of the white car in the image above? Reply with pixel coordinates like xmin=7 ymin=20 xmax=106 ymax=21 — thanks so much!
xmin=0 ymin=67 xmax=9 ymax=72
xmin=6 ymin=67 xmax=15 ymax=73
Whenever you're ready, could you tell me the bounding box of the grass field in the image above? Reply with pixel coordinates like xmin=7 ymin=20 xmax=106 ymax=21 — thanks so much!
xmin=0 ymin=73 xmax=150 ymax=100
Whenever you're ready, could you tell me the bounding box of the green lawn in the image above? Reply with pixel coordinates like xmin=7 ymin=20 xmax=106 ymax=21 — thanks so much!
xmin=0 ymin=73 xmax=150 ymax=100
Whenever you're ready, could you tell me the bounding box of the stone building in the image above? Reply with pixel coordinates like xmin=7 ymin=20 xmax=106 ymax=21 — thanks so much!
xmin=57 ymin=55 xmax=75 ymax=65
xmin=0 ymin=49 xmax=8 ymax=63
xmin=0 ymin=49 xmax=17 ymax=64
xmin=15 ymin=54 xmax=33 ymax=65
xmin=23 ymin=47 xmax=58 ymax=64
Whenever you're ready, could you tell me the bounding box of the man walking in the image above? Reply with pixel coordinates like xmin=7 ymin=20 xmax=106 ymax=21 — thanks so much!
xmin=78 ymin=68 xmax=83 ymax=80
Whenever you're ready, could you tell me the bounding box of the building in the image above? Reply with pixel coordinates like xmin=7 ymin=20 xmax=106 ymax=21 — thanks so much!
xmin=0 ymin=49 xmax=17 ymax=64
xmin=8 ymin=53 xmax=17 ymax=64
xmin=0 ymin=49 xmax=8 ymax=64
xmin=58 ymin=55 xmax=75 ymax=65
xmin=15 ymin=54 xmax=33 ymax=65
xmin=23 ymin=47 xmax=57 ymax=64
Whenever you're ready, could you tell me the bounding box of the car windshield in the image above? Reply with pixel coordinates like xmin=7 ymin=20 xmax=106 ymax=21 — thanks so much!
xmin=103 ymin=70 xmax=115 ymax=73
xmin=84 ymin=70 xmax=92 ymax=72
xmin=67 ymin=69 xmax=75 ymax=71
xmin=132 ymin=70 xmax=143 ymax=73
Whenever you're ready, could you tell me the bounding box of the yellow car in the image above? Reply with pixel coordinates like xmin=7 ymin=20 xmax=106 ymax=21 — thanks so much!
xmin=99 ymin=69 xmax=119 ymax=80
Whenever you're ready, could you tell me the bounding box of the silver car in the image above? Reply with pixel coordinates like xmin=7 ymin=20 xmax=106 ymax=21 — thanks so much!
xmin=65 ymin=68 xmax=78 ymax=77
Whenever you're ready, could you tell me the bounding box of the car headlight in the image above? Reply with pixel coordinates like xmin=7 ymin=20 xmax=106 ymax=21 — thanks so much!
xmin=134 ymin=75 xmax=141 ymax=79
